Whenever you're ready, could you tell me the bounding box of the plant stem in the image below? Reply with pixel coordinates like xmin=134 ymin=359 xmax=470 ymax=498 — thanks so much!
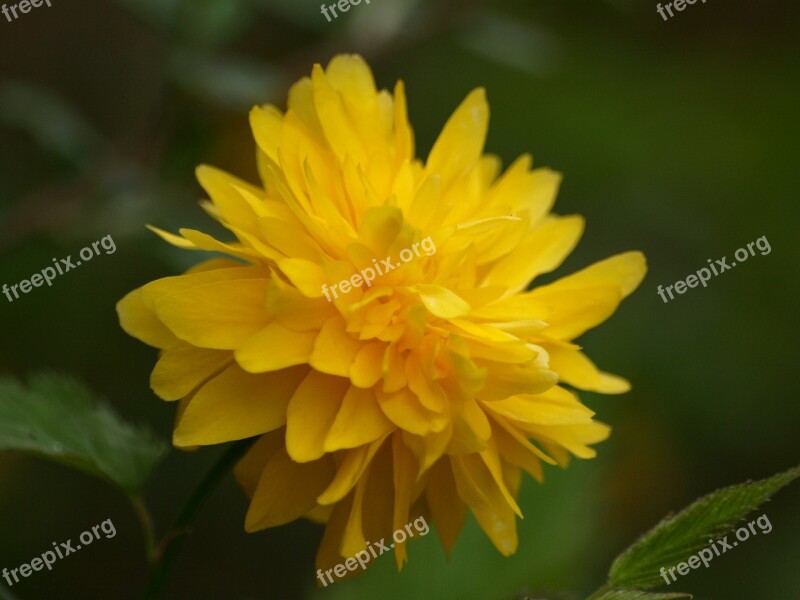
xmin=143 ymin=438 xmax=255 ymax=600
xmin=0 ymin=581 xmax=21 ymax=600
xmin=130 ymin=494 xmax=157 ymax=566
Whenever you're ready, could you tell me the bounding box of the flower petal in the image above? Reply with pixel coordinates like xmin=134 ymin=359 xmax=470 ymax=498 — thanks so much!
xmin=529 ymin=251 xmax=647 ymax=339
xmin=233 ymin=431 xmax=284 ymax=498
xmin=286 ymin=371 xmax=348 ymax=462
xmin=151 ymin=343 xmax=231 ymax=401
xmin=546 ymin=345 xmax=631 ymax=394
xmin=173 ymin=364 xmax=307 ymax=447
xmin=426 ymin=88 xmax=489 ymax=189
xmin=154 ymin=278 xmax=269 ymax=350
xmin=245 ymin=447 xmax=334 ymax=531
xmin=349 ymin=341 xmax=386 ymax=388
xmin=425 ymin=459 xmax=466 ymax=556
xmin=317 ymin=436 xmax=388 ymax=505
xmin=417 ymin=284 xmax=471 ymax=319
xmin=117 ymin=288 xmax=180 ymax=349
xmin=234 ymin=322 xmax=317 ymax=373
xmin=310 ymin=317 xmax=361 ymax=377
xmin=376 ymin=387 xmax=447 ymax=436
xmin=325 ymin=386 xmax=394 ymax=452
xmin=481 ymin=215 xmax=584 ymax=292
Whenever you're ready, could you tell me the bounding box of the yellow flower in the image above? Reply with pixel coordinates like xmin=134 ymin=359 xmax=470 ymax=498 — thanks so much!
xmin=117 ymin=54 xmax=645 ymax=573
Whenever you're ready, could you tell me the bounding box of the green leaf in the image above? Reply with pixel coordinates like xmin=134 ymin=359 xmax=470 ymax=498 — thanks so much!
xmin=604 ymin=465 xmax=800 ymax=590
xmin=0 ymin=83 xmax=104 ymax=169
xmin=0 ymin=373 xmax=167 ymax=495
xmin=589 ymin=591 xmax=691 ymax=600
xmin=169 ymin=50 xmax=285 ymax=109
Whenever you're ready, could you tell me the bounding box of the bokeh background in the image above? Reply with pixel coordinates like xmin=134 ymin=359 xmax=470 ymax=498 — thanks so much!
xmin=1 ymin=0 xmax=798 ymax=598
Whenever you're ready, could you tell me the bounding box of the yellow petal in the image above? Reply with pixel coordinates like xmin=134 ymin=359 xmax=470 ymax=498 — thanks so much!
xmin=536 ymin=285 xmax=622 ymax=341
xmin=470 ymin=496 xmax=518 ymax=557
xmin=325 ymin=386 xmax=394 ymax=452
xmin=490 ymin=416 xmax=544 ymax=482
xmin=402 ymin=425 xmax=452 ymax=477
xmin=258 ymin=216 xmax=320 ymax=261
xmin=426 ymin=88 xmax=488 ymax=188
xmin=487 ymin=157 xmax=560 ymax=229
xmin=479 ymin=439 xmax=523 ymax=518
xmin=481 ymin=215 xmax=584 ymax=292
xmin=546 ymin=345 xmax=631 ymax=394
xmin=483 ymin=386 xmax=595 ymax=426
xmin=173 ymin=364 xmax=307 ymax=447
xmin=357 ymin=206 xmax=404 ymax=257
xmin=150 ymin=343 xmax=231 ymax=401
xmin=391 ymin=434 xmax=417 ymax=569
xmin=340 ymin=475 xmax=369 ymax=557
xmin=529 ymin=251 xmax=647 ymax=339
xmin=376 ymin=387 xmax=446 ymax=436
xmin=266 ymin=276 xmax=336 ymax=332
xmin=245 ymin=447 xmax=334 ymax=531
xmin=311 ymin=62 xmax=367 ymax=164
xmin=469 ymin=293 xmax=551 ymax=322
xmin=277 ymin=258 xmax=328 ymax=298
xmin=349 ymin=341 xmax=386 ymax=388
xmin=325 ymin=54 xmax=392 ymax=157
xmin=316 ymin=494 xmax=353 ymax=573
xmin=417 ymin=284 xmax=471 ymax=319
xmin=234 ymin=322 xmax=317 ymax=373
xmin=178 ymin=228 xmax=260 ymax=261
xmin=141 ymin=266 xmax=269 ymax=309
xmin=146 ymin=225 xmax=199 ymax=250
xmin=304 ymin=504 xmax=333 ymax=524
xmin=196 ymin=164 xmax=263 ymax=234
xmin=233 ymin=431 xmax=284 ymax=498
xmin=405 ymin=354 xmax=447 ymax=413
xmin=524 ymin=421 xmax=611 ymax=459
xmin=425 ymin=459 xmax=466 ymax=556
xmin=381 ymin=342 xmax=408 ymax=393
xmin=317 ymin=436 xmax=388 ymax=505
xmin=452 ymin=454 xmax=518 ymax=556
xmin=477 ymin=359 xmax=559 ymax=402
xmin=485 ymin=411 xmax=556 ymax=466
xmin=154 ymin=278 xmax=269 ymax=350
xmin=286 ymin=371 xmax=348 ymax=462
xmin=250 ymin=104 xmax=283 ymax=164
xmin=117 ymin=288 xmax=180 ymax=349
xmin=310 ymin=317 xmax=361 ymax=377
xmin=392 ymin=80 xmax=414 ymax=164
xmin=358 ymin=441 xmax=395 ymax=551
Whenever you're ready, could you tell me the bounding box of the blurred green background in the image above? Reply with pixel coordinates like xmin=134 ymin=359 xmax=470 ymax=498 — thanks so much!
xmin=1 ymin=0 xmax=798 ymax=598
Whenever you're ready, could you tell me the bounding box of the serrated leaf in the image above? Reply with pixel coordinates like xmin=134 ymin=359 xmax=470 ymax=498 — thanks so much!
xmin=590 ymin=590 xmax=691 ymax=600
xmin=605 ymin=466 xmax=800 ymax=590
xmin=0 ymin=373 xmax=167 ymax=494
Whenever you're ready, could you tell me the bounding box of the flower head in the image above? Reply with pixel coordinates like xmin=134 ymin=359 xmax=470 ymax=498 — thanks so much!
xmin=118 ymin=54 xmax=645 ymax=573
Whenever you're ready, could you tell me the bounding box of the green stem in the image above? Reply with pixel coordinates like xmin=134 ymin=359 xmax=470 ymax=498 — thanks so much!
xmin=143 ymin=438 xmax=255 ymax=600
xmin=129 ymin=494 xmax=157 ymax=566
xmin=0 ymin=581 xmax=21 ymax=600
